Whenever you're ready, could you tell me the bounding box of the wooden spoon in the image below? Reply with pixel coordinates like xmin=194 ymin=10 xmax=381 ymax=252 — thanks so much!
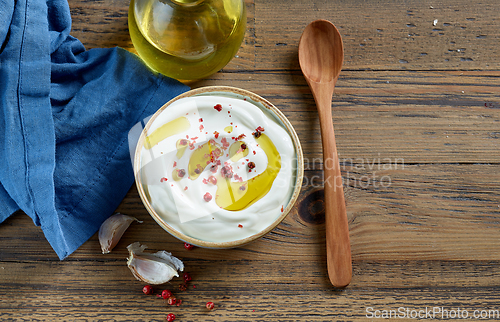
xmin=298 ymin=20 xmax=352 ymax=288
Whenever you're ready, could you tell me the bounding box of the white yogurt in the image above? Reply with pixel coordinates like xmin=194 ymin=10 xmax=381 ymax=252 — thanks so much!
xmin=139 ymin=93 xmax=297 ymax=243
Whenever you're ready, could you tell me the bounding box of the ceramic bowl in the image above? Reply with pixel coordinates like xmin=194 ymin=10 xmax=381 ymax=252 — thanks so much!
xmin=133 ymin=86 xmax=303 ymax=248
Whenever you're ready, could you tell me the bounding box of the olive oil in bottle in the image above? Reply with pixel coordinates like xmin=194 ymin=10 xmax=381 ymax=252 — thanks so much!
xmin=129 ymin=0 xmax=246 ymax=82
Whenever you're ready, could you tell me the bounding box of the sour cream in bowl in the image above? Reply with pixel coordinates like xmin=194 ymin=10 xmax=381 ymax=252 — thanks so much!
xmin=133 ymin=86 xmax=303 ymax=248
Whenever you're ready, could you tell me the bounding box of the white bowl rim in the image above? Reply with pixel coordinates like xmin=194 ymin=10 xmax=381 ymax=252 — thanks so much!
xmin=133 ymin=86 xmax=304 ymax=248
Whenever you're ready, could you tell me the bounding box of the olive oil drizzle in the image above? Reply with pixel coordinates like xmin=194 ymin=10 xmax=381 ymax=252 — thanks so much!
xmin=187 ymin=140 xmax=217 ymax=180
xmin=215 ymin=133 xmax=281 ymax=211
xmin=228 ymin=141 xmax=248 ymax=162
xmin=144 ymin=116 xmax=190 ymax=149
xmin=145 ymin=115 xmax=282 ymax=212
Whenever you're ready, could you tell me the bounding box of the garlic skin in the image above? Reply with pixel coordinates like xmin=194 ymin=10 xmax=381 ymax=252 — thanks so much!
xmin=99 ymin=213 xmax=142 ymax=254
xmin=126 ymin=242 xmax=184 ymax=285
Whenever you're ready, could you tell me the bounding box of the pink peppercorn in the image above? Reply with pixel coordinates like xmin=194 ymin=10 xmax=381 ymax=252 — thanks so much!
xmin=142 ymin=285 xmax=153 ymax=295
xmin=161 ymin=290 xmax=172 ymax=299
xmin=167 ymin=296 xmax=177 ymax=305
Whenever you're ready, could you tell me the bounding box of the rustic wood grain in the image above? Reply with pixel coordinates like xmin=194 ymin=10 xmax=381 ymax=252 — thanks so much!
xmin=253 ymin=0 xmax=500 ymax=71
xmin=1 ymin=0 xmax=500 ymax=320
xmin=2 ymin=259 xmax=500 ymax=320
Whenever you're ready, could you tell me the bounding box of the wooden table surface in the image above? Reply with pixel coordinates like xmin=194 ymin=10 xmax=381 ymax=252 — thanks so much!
xmin=1 ymin=0 xmax=500 ymax=321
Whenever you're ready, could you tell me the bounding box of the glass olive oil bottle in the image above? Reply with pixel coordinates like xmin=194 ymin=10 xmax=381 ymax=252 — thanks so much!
xmin=129 ymin=0 xmax=246 ymax=82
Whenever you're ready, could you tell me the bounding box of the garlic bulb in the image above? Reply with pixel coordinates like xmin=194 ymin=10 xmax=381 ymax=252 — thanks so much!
xmin=99 ymin=213 xmax=142 ymax=254
xmin=126 ymin=242 xmax=184 ymax=285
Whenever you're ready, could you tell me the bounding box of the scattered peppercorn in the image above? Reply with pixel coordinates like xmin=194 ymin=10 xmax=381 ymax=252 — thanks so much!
xmin=234 ymin=133 xmax=246 ymax=141
xmin=206 ymin=301 xmax=215 ymax=311
xmin=253 ymin=130 xmax=262 ymax=138
xmin=183 ymin=272 xmax=192 ymax=283
xmin=240 ymin=143 xmax=247 ymax=150
xmin=214 ymin=104 xmax=222 ymax=112
xmin=208 ymin=176 xmax=217 ymax=185
xmin=220 ymin=165 xmax=233 ymax=178
xmin=167 ymin=296 xmax=177 ymax=305
xmin=184 ymin=242 xmax=195 ymax=250
xmin=166 ymin=313 xmax=176 ymax=321
xmin=204 ymin=192 xmax=212 ymax=202
xmin=161 ymin=290 xmax=172 ymax=299
xmin=248 ymin=162 xmax=256 ymax=169
xmin=143 ymin=285 xmax=153 ymax=295
xmin=179 ymin=283 xmax=187 ymax=291
xmin=177 ymin=169 xmax=186 ymax=177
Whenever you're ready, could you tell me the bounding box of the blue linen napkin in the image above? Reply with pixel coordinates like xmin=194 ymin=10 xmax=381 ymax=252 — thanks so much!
xmin=0 ymin=0 xmax=189 ymax=259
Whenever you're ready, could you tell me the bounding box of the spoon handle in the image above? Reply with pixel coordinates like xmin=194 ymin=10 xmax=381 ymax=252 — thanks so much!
xmin=311 ymin=82 xmax=352 ymax=288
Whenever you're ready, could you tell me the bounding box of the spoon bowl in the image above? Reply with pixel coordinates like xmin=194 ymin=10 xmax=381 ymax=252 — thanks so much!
xmin=298 ymin=20 xmax=343 ymax=84
xmin=298 ymin=20 xmax=352 ymax=288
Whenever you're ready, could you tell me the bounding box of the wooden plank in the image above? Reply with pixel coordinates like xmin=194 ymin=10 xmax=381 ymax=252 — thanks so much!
xmin=68 ymin=0 xmax=500 ymax=71
xmin=1 ymin=0 xmax=499 ymax=320
xmin=1 ymin=162 xmax=498 ymax=262
xmin=253 ymin=0 xmax=500 ymax=70
xmin=1 ymin=260 xmax=500 ymax=321
xmin=197 ymin=70 xmax=500 ymax=163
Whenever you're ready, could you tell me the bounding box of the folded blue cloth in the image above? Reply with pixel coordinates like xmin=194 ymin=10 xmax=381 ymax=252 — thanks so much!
xmin=0 ymin=0 xmax=189 ymax=259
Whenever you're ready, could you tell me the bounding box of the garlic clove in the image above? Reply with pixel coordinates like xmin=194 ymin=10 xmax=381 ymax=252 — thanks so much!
xmin=126 ymin=242 xmax=184 ymax=285
xmin=99 ymin=213 xmax=142 ymax=254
